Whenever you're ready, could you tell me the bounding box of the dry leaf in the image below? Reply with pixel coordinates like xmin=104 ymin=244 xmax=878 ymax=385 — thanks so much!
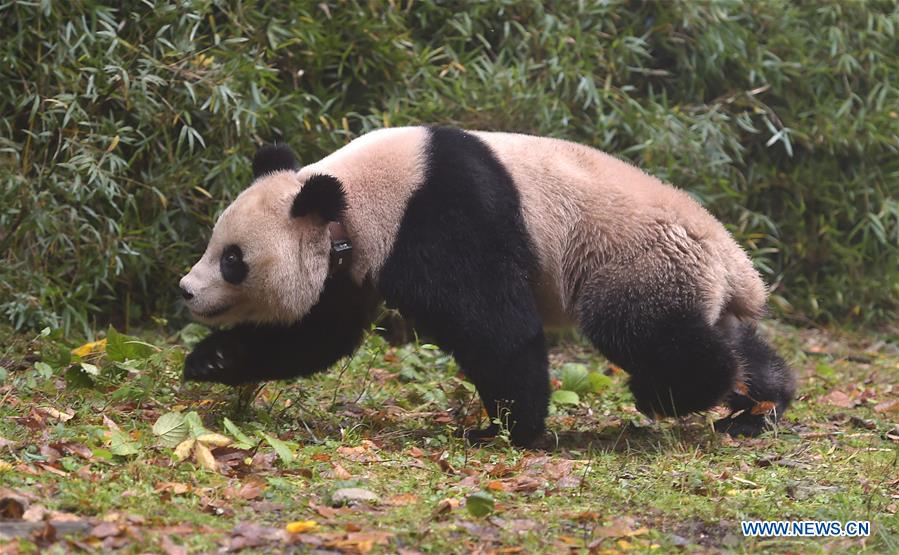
xmin=71 ymin=338 xmax=107 ymax=357
xmin=102 ymin=414 xmax=121 ymax=432
xmin=384 ymin=494 xmax=418 ymax=506
xmin=36 ymin=406 xmax=74 ymax=422
xmin=285 ymin=520 xmax=318 ymax=534
xmin=194 ymin=441 xmax=218 ymax=472
xmin=751 ymin=401 xmax=776 ymax=415
xmin=174 ymin=439 xmax=195 ymax=461
xmin=819 ymin=390 xmax=855 ymax=408
xmin=874 ymin=399 xmax=899 ymax=414
xmin=593 ymin=516 xmax=649 ymax=539
xmin=155 ymin=482 xmax=192 ymax=495
xmin=196 ymin=433 xmax=232 ymax=447
xmin=328 ymin=462 xmax=352 ymax=480
xmin=485 ymin=480 xmax=506 ymax=492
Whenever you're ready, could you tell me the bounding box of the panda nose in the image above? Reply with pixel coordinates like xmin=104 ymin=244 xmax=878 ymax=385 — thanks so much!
xmin=180 ymin=286 xmax=194 ymax=301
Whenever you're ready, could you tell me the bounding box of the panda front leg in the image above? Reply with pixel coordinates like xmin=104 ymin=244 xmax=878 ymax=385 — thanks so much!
xmin=458 ymin=331 xmax=551 ymax=447
xmin=184 ymin=274 xmax=378 ymax=385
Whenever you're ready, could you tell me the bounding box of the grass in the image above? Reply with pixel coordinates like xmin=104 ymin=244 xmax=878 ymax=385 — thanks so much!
xmin=0 ymin=321 xmax=897 ymax=553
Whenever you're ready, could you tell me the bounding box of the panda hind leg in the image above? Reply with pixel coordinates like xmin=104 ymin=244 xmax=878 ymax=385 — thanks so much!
xmin=579 ymin=296 xmax=740 ymax=420
xmin=714 ymin=324 xmax=796 ymax=437
xmin=622 ymin=312 xmax=739 ymax=419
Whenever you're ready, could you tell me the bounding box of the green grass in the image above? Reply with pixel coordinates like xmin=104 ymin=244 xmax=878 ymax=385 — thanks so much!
xmin=1 ymin=322 xmax=897 ymax=553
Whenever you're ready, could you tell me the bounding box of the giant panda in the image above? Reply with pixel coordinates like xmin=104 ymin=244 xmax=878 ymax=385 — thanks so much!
xmin=179 ymin=126 xmax=796 ymax=446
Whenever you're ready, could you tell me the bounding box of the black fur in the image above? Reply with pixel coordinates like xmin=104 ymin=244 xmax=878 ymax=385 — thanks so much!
xmin=714 ymin=324 xmax=796 ymax=436
xmin=292 ymin=174 xmax=348 ymax=222
xmin=577 ymin=259 xmax=739 ymax=421
xmin=184 ymin=273 xmax=379 ymax=384
xmin=378 ymin=127 xmax=549 ymax=446
xmin=220 ymin=244 xmax=248 ymax=285
xmin=252 ymin=144 xmax=299 ymax=179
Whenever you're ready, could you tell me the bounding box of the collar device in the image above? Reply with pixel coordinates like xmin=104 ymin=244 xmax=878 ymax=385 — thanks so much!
xmin=328 ymin=222 xmax=352 ymax=277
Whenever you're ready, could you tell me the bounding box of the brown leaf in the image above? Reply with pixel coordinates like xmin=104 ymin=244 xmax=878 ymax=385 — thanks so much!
xmin=223 ymin=481 xmax=265 ymax=500
xmin=155 ymin=482 xmax=192 ymax=495
xmin=592 ymin=516 xmax=649 ymax=539
xmin=432 ymin=498 xmax=459 ymax=518
xmin=485 ymin=480 xmax=506 ymax=492
xmin=160 ymin=535 xmax=188 ymax=555
xmin=0 ymin=497 xmax=25 ymax=519
xmin=751 ymin=401 xmax=777 ymax=415
xmin=102 ymin=414 xmax=121 ymax=432
xmin=90 ymin=521 xmax=122 ymax=539
xmin=52 ymin=442 xmax=93 ymax=460
xmin=384 ymin=494 xmax=418 ymax=506
xmin=874 ymin=399 xmax=899 ymax=414
xmin=734 ymin=381 xmax=750 ymax=395
xmin=327 ymin=462 xmax=353 ymax=480
xmin=336 ymin=442 xmax=381 ymax=463
xmin=35 ymin=406 xmax=74 ymax=422
xmin=819 ymin=390 xmax=855 ymax=408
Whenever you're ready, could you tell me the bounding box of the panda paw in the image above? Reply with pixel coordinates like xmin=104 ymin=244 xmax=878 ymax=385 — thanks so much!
xmin=183 ymin=335 xmax=248 ymax=385
xmin=714 ymin=412 xmax=768 ymax=437
xmin=456 ymin=425 xmax=500 ymax=445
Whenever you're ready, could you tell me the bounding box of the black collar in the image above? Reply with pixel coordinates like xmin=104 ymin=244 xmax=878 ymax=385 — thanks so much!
xmin=328 ymin=221 xmax=352 ymax=277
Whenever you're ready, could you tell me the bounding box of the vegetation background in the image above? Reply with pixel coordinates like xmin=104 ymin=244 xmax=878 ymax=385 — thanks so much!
xmin=1 ymin=3 xmax=898 ymax=554
xmin=2 ymin=0 xmax=897 ymax=336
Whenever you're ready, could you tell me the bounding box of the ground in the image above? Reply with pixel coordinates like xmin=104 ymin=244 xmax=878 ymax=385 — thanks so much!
xmin=0 ymin=320 xmax=896 ymax=554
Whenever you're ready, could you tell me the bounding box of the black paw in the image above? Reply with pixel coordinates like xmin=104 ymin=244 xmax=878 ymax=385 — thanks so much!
xmin=456 ymin=424 xmax=500 ymax=445
xmin=714 ymin=413 xmax=768 ymax=437
xmin=183 ymin=335 xmax=248 ymax=385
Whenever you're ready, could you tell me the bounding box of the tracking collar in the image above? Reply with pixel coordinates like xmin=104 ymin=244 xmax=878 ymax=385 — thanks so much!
xmin=328 ymin=221 xmax=352 ymax=277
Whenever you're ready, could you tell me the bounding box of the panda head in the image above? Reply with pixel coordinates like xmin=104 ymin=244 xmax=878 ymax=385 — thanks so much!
xmin=179 ymin=144 xmax=347 ymax=326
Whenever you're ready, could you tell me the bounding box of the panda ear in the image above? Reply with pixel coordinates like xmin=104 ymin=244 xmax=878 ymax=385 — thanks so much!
xmin=252 ymin=144 xmax=299 ymax=180
xmin=291 ymin=174 xmax=347 ymax=222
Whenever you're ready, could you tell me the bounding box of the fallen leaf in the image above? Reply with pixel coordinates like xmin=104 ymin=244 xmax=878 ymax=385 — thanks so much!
xmin=819 ymin=390 xmax=855 ymax=408
xmin=152 ymin=412 xmax=190 ymax=448
xmin=432 ymin=498 xmax=459 ymax=518
xmin=155 ymin=482 xmax=192 ymax=495
xmin=197 ymin=433 xmax=232 ymax=447
xmin=485 ymin=480 xmax=506 ymax=492
xmin=174 ymin=439 xmax=195 ymax=461
xmin=71 ymin=338 xmax=107 ymax=358
xmin=102 ymin=414 xmax=121 ymax=432
xmin=751 ymin=401 xmax=776 ymax=415
xmin=874 ymin=399 xmax=899 ymax=414
xmin=194 ymin=441 xmax=218 ymax=472
xmin=160 ymin=535 xmax=188 ymax=555
xmin=90 ymin=521 xmax=121 ymax=539
xmin=0 ymin=497 xmax=25 ymax=519
xmin=224 ymin=481 xmax=265 ymax=500
xmin=384 ymin=493 xmax=418 ymax=506
xmin=36 ymin=406 xmax=74 ymax=422
xmin=328 ymin=462 xmax=352 ymax=480
xmin=285 ymin=520 xmax=318 ymax=534
xmin=593 ymin=516 xmax=649 ymax=539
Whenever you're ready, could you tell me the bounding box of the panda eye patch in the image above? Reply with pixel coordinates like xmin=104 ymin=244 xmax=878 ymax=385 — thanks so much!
xmin=220 ymin=245 xmax=248 ymax=285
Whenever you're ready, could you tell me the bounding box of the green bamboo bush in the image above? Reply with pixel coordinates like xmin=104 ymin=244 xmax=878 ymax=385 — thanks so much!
xmin=1 ymin=0 xmax=896 ymax=335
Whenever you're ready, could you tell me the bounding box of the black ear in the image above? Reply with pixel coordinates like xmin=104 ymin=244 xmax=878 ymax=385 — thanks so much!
xmin=252 ymin=144 xmax=299 ymax=179
xmin=291 ymin=174 xmax=347 ymax=222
